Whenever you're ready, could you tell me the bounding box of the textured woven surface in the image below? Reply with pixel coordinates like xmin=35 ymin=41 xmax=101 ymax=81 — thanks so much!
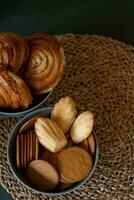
xmin=0 ymin=34 xmax=134 ymax=200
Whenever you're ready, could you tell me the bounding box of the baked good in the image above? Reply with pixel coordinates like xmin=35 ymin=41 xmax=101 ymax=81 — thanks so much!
xmin=26 ymin=160 xmax=59 ymax=190
xmin=35 ymin=117 xmax=67 ymax=152
xmin=88 ymin=133 xmax=95 ymax=155
xmin=23 ymin=133 xmax=27 ymax=168
xmin=0 ymin=32 xmax=29 ymax=74
xmin=16 ymin=135 xmax=20 ymax=170
xmin=19 ymin=114 xmax=47 ymax=133
xmin=0 ymin=65 xmax=32 ymax=109
xmin=16 ymin=130 xmax=39 ymax=169
xmin=51 ymin=96 xmax=77 ymax=133
xmin=70 ymin=111 xmax=94 ymax=143
xmin=20 ymin=134 xmax=24 ymax=169
xmin=79 ymin=138 xmax=89 ymax=151
xmin=57 ymin=146 xmax=93 ymax=183
xmin=25 ymin=33 xmax=65 ymax=94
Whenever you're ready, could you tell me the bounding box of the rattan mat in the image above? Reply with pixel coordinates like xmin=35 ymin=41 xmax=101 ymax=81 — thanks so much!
xmin=0 ymin=34 xmax=134 ymax=200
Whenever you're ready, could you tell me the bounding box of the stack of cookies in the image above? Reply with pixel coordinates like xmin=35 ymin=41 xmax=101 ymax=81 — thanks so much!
xmin=16 ymin=96 xmax=96 ymax=191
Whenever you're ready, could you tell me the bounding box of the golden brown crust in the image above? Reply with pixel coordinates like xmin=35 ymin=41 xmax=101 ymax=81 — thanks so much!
xmin=70 ymin=111 xmax=94 ymax=143
xmin=25 ymin=33 xmax=65 ymax=94
xmin=51 ymin=96 xmax=77 ymax=133
xmin=0 ymin=32 xmax=29 ymax=74
xmin=26 ymin=160 xmax=59 ymax=190
xmin=0 ymin=65 xmax=32 ymax=109
xmin=35 ymin=117 xmax=67 ymax=153
xmin=88 ymin=133 xmax=95 ymax=156
xmin=57 ymin=146 xmax=93 ymax=183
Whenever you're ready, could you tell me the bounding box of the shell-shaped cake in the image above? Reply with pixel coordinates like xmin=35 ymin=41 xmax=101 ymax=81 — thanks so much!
xmin=70 ymin=111 xmax=94 ymax=143
xmin=51 ymin=96 xmax=77 ymax=133
xmin=35 ymin=117 xmax=67 ymax=152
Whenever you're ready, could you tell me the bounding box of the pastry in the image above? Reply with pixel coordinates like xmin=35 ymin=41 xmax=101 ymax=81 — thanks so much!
xmin=70 ymin=111 xmax=94 ymax=143
xmin=57 ymin=146 xmax=93 ymax=183
xmin=88 ymin=133 xmax=95 ymax=156
xmin=0 ymin=65 xmax=32 ymax=109
xmin=0 ymin=32 xmax=29 ymax=74
xmin=51 ymin=96 xmax=77 ymax=133
xmin=26 ymin=160 xmax=59 ymax=190
xmin=35 ymin=117 xmax=67 ymax=152
xmin=25 ymin=33 xmax=65 ymax=94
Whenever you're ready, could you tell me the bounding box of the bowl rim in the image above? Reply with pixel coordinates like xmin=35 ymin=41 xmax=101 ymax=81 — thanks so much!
xmin=7 ymin=107 xmax=99 ymax=196
xmin=0 ymin=90 xmax=52 ymax=117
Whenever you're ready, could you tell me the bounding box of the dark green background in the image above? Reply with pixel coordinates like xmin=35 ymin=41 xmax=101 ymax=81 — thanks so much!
xmin=0 ymin=0 xmax=134 ymax=199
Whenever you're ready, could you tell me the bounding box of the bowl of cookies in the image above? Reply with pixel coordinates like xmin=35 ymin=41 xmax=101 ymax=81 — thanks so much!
xmin=7 ymin=96 xmax=99 ymax=195
xmin=0 ymin=32 xmax=65 ymax=117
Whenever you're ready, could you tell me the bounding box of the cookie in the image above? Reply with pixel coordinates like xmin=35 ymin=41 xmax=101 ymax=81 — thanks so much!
xmin=57 ymin=146 xmax=93 ymax=183
xmin=40 ymin=149 xmax=58 ymax=169
xmin=26 ymin=131 xmax=30 ymax=165
xmin=88 ymin=133 xmax=95 ymax=156
xmin=48 ymin=153 xmax=58 ymax=169
xmin=35 ymin=117 xmax=67 ymax=152
xmin=29 ymin=130 xmax=33 ymax=162
xmin=51 ymin=96 xmax=77 ymax=133
xmin=19 ymin=114 xmax=47 ymax=133
xmin=16 ymin=135 xmax=20 ymax=169
xmin=32 ymin=130 xmax=36 ymax=160
xmin=70 ymin=111 xmax=94 ymax=143
xmin=23 ymin=133 xmax=27 ymax=168
xmin=20 ymin=134 xmax=24 ymax=169
xmin=26 ymin=160 xmax=59 ymax=190
xmin=35 ymin=133 xmax=39 ymax=160
xmin=79 ymin=138 xmax=89 ymax=152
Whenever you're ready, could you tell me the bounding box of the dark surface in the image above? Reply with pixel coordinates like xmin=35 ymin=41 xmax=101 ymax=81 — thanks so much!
xmin=0 ymin=0 xmax=134 ymax=44
xmin=0 ymin=0 xmax=134 ymax=199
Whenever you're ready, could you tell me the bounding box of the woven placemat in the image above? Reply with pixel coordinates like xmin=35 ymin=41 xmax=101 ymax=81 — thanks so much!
xmin=0 ymin=34 xmax=134 ymax=200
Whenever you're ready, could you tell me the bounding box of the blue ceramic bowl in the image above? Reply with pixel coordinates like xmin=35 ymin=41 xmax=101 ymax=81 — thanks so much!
xmin=7 ymin=107 xmax=99 ymax=195
xmin=0 ymin=91 xmax=52 ymax=117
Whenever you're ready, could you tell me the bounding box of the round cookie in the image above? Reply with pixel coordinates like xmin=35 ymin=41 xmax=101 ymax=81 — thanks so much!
xmin=20 ymin=134 xmax=24 ymax=169
xmin=29 ymin=131 xmax=33 ymax=162
xmin=57 ymin=146 xmax=93 ymax=183
xmin=40 ymin=150 xmax=58 ymax=169
xmin=16 ymin=135 xmax=20 ymax=169
xmin=26 ymin=131 xmax=30 ymax=165
xmin=23 ymin=133 xmax=27 ymax=168
xmin=26 ymin=160 xmax=59 ymax=190
xmin=35 ymin=134 xmax=39 ymax=160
